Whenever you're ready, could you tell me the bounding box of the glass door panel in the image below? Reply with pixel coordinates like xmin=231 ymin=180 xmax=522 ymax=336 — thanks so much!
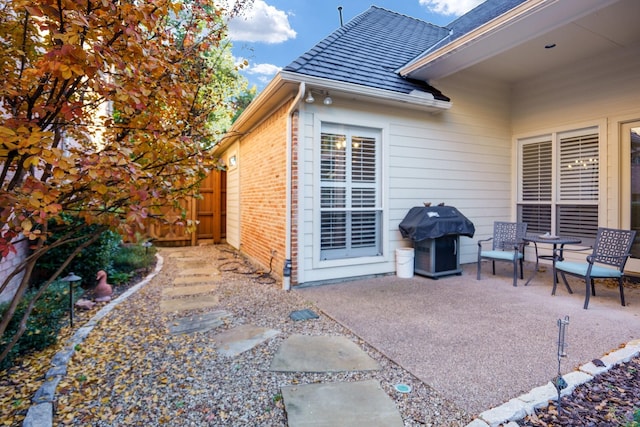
xmin=631 ymin=125 xmax=640 ymax=258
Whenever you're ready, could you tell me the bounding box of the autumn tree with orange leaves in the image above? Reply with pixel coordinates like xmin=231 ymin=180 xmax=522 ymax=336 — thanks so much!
xmin=0 ymin=0 xmax=252 ymax=363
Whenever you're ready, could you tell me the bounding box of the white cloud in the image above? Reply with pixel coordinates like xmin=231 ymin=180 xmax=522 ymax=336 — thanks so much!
xmin=226 ymin=0 xmax=296 ymax=44
xmin=419 ymin=0 xmax=484 ymax=16
xmin=246 ymin=63 xmax=281 ymax=76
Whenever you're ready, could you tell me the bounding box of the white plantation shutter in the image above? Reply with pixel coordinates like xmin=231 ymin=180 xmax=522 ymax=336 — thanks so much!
xmin=320 ymin=126 xmax=381 ymax=260
xmin=518 ymin=127 xmax=599 ymax=239
xmin=519 ymin=138 xmax=552 ymax=234
xmin=522 ymin=140 xmax=552 ymax=202
xmin=557 ymin=130 xmax=599 ymax=238
xmin=558 ymin=132 xmax=599 ymax=201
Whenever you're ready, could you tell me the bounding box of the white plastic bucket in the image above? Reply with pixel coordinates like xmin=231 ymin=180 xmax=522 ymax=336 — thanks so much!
xmin=395 ymin=248 xmax=415 ymax=278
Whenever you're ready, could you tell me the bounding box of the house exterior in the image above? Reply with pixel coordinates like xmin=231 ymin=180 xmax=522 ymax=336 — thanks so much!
xmin=214 ymin=0 xmax=640 ymax=288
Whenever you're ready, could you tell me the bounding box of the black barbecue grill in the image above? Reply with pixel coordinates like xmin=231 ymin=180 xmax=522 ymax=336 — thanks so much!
xmin=399 ymin=206 xmax=475 ymax=278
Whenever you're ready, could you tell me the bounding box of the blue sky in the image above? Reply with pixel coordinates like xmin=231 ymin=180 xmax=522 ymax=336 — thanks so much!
xmin=224 ymin=0 xmax=484 ymax=92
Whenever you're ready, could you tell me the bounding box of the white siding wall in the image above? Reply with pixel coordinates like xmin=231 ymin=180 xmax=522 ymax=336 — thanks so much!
xmin=223 ymin=144 xmax=240 ymax=249
xmin=297 ymin=73 xmax=512 ymax=284
xmin=511 ymin=41 xmax=640 ymax=236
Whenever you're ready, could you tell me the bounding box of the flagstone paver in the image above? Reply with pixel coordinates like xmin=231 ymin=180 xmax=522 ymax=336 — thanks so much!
xmin=178 ymin=267 xmax=219 ymax=276
xmin=213 ymin=324 xmax=280 ymax=357
xmin=162 ymin=284 xmax=217 ymax=298
xmin=270 ymin=334 xmax=380 ymax=372
xmin=168 ymin=310 xmax=231 ymax=335
xmin=281 ymin=380 xmax=404 ymax=427
xmin=172 ymin=275 xmax=217 ymax=285
xmin=160 ymin=294 xmax=219 ymax=312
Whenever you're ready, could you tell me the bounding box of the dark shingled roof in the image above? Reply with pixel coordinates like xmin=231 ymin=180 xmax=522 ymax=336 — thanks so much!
xmin=283 ymin=6 xmax=451 ymax=101
xmin=283 ymin=1 xmax=529 ymax=101
xmin=446 ymin=0 xmax=527 ymax=40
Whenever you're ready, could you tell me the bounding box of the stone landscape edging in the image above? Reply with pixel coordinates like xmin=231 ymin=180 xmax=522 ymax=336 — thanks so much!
xmin=21 ymin=254 xmax=164 ymax=427
xmin=469 ymin=339 xmax=640 ymax=427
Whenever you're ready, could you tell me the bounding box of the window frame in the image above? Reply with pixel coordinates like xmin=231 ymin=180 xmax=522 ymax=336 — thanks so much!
xmin=316 ymin=122 xmax=383 ymax=262
xmin=517 ymin=126 xmax=601 ymax=241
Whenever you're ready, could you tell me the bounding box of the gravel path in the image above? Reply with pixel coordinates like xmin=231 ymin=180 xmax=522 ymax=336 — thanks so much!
xmin=49 ymin=245 xmax=471 ymax=426
xmin=7 ymin=243 xmax=640 ymax=426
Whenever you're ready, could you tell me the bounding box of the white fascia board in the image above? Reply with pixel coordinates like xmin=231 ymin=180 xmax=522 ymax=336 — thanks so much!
xmin=279 ymin=71 xmax=451 ymax=112
xmin=400 ymin=0 xmax=620 ymax=81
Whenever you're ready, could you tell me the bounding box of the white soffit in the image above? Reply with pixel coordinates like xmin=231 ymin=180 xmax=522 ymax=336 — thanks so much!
xmin=400 ymin=0 xmax=622 ymax=81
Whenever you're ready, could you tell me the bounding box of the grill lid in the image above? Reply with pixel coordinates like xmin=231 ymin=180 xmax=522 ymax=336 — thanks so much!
xmin=399 ymin=206 xmax=475 ymax=241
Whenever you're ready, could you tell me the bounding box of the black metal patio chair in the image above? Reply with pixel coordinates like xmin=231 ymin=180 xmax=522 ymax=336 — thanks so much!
xmin=552 ymin=227 xmax=637 ymax=309
xmin=477 ymin=221 xmax=528 ymax=287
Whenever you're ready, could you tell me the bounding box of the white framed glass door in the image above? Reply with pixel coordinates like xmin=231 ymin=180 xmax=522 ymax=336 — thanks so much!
xmin=621 ymin=121 xmax=640 ymax=273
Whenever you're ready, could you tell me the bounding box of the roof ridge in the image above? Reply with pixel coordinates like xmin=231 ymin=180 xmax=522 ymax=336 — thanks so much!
xmin=284 ymin=7 xmax=377 ymax=72
xmin=368 ymin=5 xmax=439 ymax=27
xmin=284 ymin=6 xmax=446 ymax=73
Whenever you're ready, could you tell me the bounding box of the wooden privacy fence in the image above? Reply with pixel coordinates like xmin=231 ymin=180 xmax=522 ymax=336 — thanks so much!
xmin=148 ymin=170 xmax=226 ymax=246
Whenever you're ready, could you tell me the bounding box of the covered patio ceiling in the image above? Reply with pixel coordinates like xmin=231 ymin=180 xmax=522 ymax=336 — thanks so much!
xmin=403 ymin=0 xmax=640 ymax=84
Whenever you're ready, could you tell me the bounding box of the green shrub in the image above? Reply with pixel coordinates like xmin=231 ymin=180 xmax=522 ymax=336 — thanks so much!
xmin=0 ymin=280 xmax=82 ymax=370
xmin=32 ymin=215 xmax=122 ymax=288
xmin=112 ymin=243 xmax=157 ymax=274
xmin=1 ymin=240 xmax=156 ymax=369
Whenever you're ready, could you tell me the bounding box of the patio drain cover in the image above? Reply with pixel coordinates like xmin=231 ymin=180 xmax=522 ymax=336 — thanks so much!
xmin=394 ymin=384 xmax=411 ymax=393
xmin=289 ymin=309 xmax=319 ymax=321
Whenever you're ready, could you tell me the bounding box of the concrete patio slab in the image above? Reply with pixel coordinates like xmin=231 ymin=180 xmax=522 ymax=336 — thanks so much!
xmin=168 ymin=310 xmax=231 ymax=335
xmin=299 ymin=262 xmax=640 ymax=415
xmin=281 ymin=380 xmax=404 ymax=427
xmin=270 ymin=335 xmax=380 ymax=372
xmin=214 ymin=324 xmax=280 ymax=357
xmin=162 ymin=284 xmax=217 ymax=298
xmin=160 ymin=294 xmax=219 ymax=312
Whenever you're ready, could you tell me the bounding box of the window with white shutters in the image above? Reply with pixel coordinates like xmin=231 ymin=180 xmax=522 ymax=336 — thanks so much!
xmin=557 ymin=130 xmax=599 ymax=238
xmin=320 ymin=125 xmax=381 ymax=260
xmin=518 ymin=127 xmax=599 ymax=240
xmin=518 ymin=138 xmax=552 ymax=234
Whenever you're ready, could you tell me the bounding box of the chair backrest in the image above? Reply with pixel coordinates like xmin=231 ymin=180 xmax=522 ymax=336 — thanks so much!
xmin=492 ymin=222 xmax=528 ymax=251
xmin=591 ymin=227 xmax=637 ymax=269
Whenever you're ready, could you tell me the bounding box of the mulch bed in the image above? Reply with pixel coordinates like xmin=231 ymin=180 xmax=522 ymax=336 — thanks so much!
xmin=521 ymin=356 xmax=640 ymax=426
xmin=521 ymin=274 xmax=640 ymax=426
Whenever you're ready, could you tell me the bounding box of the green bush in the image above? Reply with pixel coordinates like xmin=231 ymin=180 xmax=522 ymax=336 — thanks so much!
xmin=34 ymin=225 xmax=122 ymax=288
xmin=112 ymin=243 xmax=157 ymax=274
xmin=1 ymin=239 xmax=157 ymax=370
xmin=0 ymin=280 xmax=82 ymax=370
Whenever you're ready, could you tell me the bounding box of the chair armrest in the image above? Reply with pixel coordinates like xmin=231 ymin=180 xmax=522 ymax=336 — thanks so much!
xmin=477 ymin=237 xmax=493 ymax=248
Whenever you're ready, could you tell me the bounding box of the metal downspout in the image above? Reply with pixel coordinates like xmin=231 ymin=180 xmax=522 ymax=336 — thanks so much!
xmin=283 ymin=82 xmax=305 ymax=290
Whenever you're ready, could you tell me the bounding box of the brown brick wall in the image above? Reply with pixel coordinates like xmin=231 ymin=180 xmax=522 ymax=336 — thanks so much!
xmin=290 ymin=111 xmax=299 ymax=285
xmin=239 ymin=100 xmax=293 ymax=280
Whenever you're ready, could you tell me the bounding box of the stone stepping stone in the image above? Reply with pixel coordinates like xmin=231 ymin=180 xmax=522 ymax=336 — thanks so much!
xmin=172 ymin=275 xmax=217 ymax=286
xmin=213 ymin=324 xmax=280 ymax=357
xmin=162 ymin=284 xmax=217 ymax=298
xmin=160 ymin=295 xmax=219 ymax=312
xmin=178 ymin=267 xmax=219 ymax=276
xmin=270 ymin=335 xmax=380 ymax=372
xmin=281 ymin=380 xmax=404 ymax=427
xmin=168 ymin=310 xmax=231 ymax=335
xmin=173 ymin=255 xmax=201 ymax=259
xmin=177 ymin=261 xmax=206 ymax=269
xmin=166 ymin=253 xmax=197 ymax=259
